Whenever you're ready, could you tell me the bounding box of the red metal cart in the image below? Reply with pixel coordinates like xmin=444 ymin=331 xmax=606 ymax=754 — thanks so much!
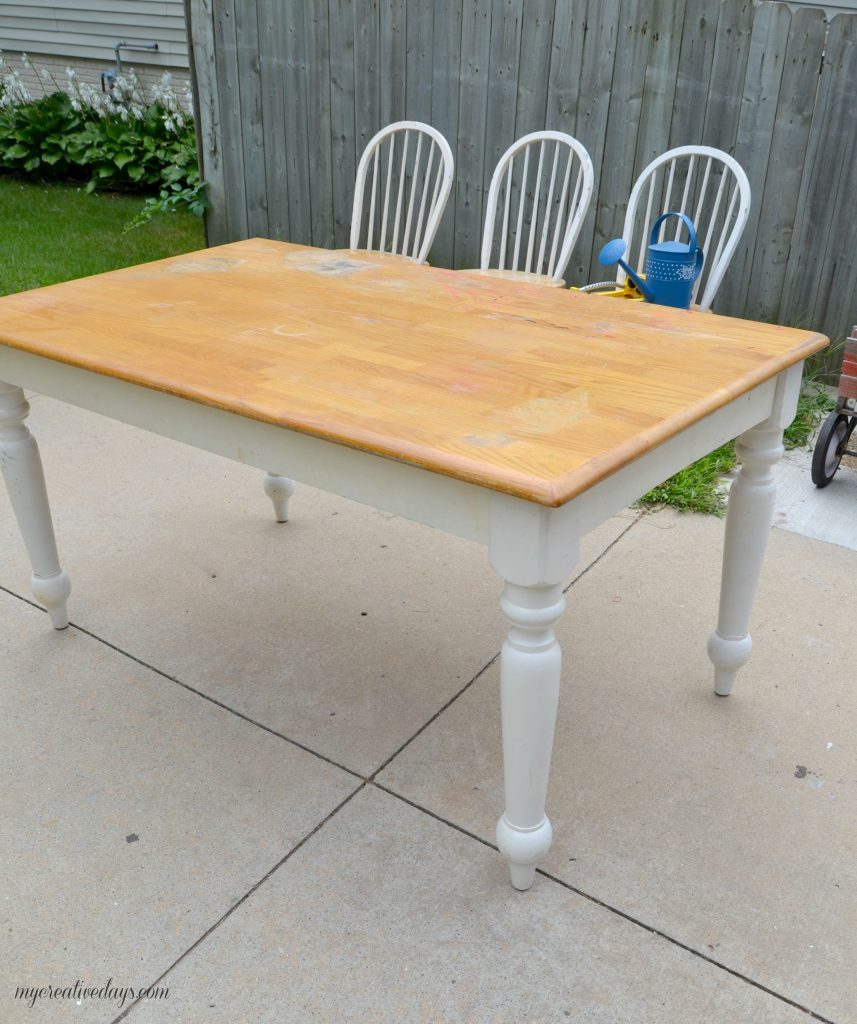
xmin=812 ymin=326 xmax=857 ymax=486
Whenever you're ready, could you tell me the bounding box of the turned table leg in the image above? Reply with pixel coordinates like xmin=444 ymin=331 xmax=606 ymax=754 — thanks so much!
xmin=489 ymin=495 xmax=579 ymax=890
xmin=0 ymin=382 xmax=71 ymax=629
xmin=263 ymin=472 xmax=295 ymax=523
xmin=496 ymin=579 xmax=566 ymax=889
xmin=707 ymin=366 xmax=802 ymax=696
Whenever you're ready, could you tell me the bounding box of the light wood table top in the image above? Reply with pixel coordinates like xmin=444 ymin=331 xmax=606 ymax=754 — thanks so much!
xmin=0 ymin=239 xmax=827 ymax=507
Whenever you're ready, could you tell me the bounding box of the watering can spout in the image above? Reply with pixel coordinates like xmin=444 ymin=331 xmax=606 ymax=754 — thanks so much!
xmin=620 ymin=265 xmax=655 ymax=302
xmin=618 ymin=264 xmax=651 ymax=299
xmin=597 ymin=238 xmax=655 ymax=301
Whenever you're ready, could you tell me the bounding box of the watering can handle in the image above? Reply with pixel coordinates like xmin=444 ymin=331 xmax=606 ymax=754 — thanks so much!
xmin=650 ymin=211 xmax=697 ymax=252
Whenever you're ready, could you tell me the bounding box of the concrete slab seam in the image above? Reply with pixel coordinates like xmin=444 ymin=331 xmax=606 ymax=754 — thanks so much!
xmin=373 ymin=782 xmax=841 ymax=1024
xmin=109 ymin=784 xmax=366 ymax=1024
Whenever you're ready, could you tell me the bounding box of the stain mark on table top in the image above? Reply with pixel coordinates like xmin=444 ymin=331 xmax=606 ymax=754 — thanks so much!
xmin=283 ymin=251 xmax=373 ymax=276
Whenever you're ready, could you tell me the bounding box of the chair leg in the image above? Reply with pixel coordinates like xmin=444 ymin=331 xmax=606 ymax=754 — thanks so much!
xmin=263 ymin=472 xmax=295 ymax=523
xmin=0 ymin=382 xmax=71 ymax=629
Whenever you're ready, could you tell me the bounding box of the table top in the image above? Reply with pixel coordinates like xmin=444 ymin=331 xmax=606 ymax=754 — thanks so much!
xmin=0 ymin=239 xmax=827 ymax=507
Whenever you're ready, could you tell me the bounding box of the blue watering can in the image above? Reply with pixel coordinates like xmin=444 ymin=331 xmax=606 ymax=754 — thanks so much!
xmin=598 ymin=212 xmax=704 ymax=309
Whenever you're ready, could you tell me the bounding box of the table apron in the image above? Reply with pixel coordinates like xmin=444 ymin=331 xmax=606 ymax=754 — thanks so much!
xmin=573 ymin=376 xmax=781 ymax=536
xmin=0 ymin=346 xmax=787 ymax=544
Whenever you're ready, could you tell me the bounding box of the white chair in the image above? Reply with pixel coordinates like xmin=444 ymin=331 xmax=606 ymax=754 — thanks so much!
xmin=618 ymin=145 xmax=751 ymax=310
xmin=263 ymin=122 xmax=454 ymax=523
xmin=474 ymin=130 xmax=594 ymax=286
xmin=350 ymin=120 xmax=454 ymax=264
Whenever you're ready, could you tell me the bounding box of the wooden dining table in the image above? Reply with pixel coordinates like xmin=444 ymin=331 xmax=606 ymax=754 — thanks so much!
xmin=0 ymin=239 xmax=827 ymax=890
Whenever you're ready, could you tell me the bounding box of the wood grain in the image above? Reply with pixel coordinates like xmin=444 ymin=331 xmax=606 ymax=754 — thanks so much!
xmin=185 ymin=0 xmax=227 ymax=245
xmin=0 ymin=239 xmax=826 ymax=507
xmin=591 ymin=0 xmax=651 ymax=279
xmin=210 ymin=0 xmax=248 ymax=240
xmin=748 ymin=5 xmax=826 ymax=325
xmin=721 ymin=0 xmax=790 ymax=316
xmin=328 ymin=0 xmax=357 ymax=248
xmin=428 ymin=0 xmax=462 ymax=270
xmin=256 ymin=0 xmax=289 ymax=242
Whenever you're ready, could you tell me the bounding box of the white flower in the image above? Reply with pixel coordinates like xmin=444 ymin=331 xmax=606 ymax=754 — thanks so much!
xmin=1 ymin=66 xmax=31 ymax=105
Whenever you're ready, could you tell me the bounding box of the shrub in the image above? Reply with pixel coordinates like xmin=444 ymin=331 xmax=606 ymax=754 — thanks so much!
xmin=0 ymin=54 xmax=206 ymax=225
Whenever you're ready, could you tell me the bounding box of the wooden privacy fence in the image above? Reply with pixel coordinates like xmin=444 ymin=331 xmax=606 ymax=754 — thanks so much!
xmin=187 ymin=0 xmax=857 ymax=369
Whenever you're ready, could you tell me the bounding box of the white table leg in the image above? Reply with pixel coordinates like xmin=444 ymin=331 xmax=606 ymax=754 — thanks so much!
xmin=0 ymin=382 xmax=71 ymax=628
xmin=489 ymin=495 xmax=579 ymax=890
xmin=263 ymin=472 xmax=295 ymax=523
xmin=707 ymin=365 xmax=802 ymax=696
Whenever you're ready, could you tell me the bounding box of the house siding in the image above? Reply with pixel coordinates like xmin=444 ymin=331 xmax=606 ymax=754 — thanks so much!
xmin=0 ymin=1 xmax=189 ymax=69
xmin=0 ymin=1 xmax=190 ymax=102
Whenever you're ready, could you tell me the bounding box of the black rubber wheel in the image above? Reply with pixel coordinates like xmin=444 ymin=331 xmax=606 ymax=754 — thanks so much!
xmin=811 ymin=412 xmax=850 ymax=487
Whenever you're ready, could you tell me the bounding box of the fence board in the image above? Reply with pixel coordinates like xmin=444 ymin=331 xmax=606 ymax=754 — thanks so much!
xmin=282 ymin=0 xmax=311 ymax=244
xmin=748 ymin=6 xmax=827 ymax=325
xmin=353 ymin=0 xmax=381 ymax=159
xmin=210 ymin=0 xmax=247 ymax=239
xmin=380 ymin=0 xmax=406 ymax=125
xmin=591 ymin=0 xmax=651 ymax=278
xmin=429 ymin=0 xmax=462 ymax=267
xmin=406 ymin=0 xmax=434 ymax=123
xmin=783 ymin=13 xmax=857 ymax=337
xmin=667 ymin=0 xmax=717 ymax=150
xmin=568 ymin=0 xmax=621 ymax=281
xmin=515 ymin=0 xmax=554 ymax=137
xmin=545 ymin=0 xmax=585 ymax=137
xmin=192 ymin=0 xmax=857 ymax=371
xmin=633 ymin=0 xmax=685 ymax=178
xmin=702 ymin=0 xmax=755 ymax=154
xmin=185 ymin=0 xmax=226 ymax=244
xmin=256 ymin=0 xmax=288 ymax=243
xmin=482 ymin=0 xmax=524 ymax=260
xmin=720 ymin=0 xmax=791 ymax=314
xmin=328 ymin=0 xmax=356 ymax=245
xmin=235 ymin=0 xmax=268 ymax=237
xmin=305 ymin=0 xmax=335 ymax=247
xmin=454 ymin=0 xmax=492 ymax=267
xmin=804 ymin=14 xmax=857 ymax=345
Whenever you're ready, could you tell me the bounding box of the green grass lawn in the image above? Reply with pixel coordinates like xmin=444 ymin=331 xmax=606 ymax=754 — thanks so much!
xmin=0 ymin=176 xmax=205 ymax=296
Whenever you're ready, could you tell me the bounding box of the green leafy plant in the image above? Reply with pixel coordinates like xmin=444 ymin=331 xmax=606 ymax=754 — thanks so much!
xmin=0 ymin=56 xmax=206 ymax=224
xmin=638 ymin=442 xmax=737 ymax=516
xmin=0 ymin=92 xmax=83 ymax=174
xmin=124 ymin=167 xmax=207 ymax=231
xmin=782 ymin=376 xmax=835 ymax=450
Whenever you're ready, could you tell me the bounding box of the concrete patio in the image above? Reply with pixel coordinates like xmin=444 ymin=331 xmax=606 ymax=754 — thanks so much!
xmin=1 ymin=395 xmax=855 ymax=1024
